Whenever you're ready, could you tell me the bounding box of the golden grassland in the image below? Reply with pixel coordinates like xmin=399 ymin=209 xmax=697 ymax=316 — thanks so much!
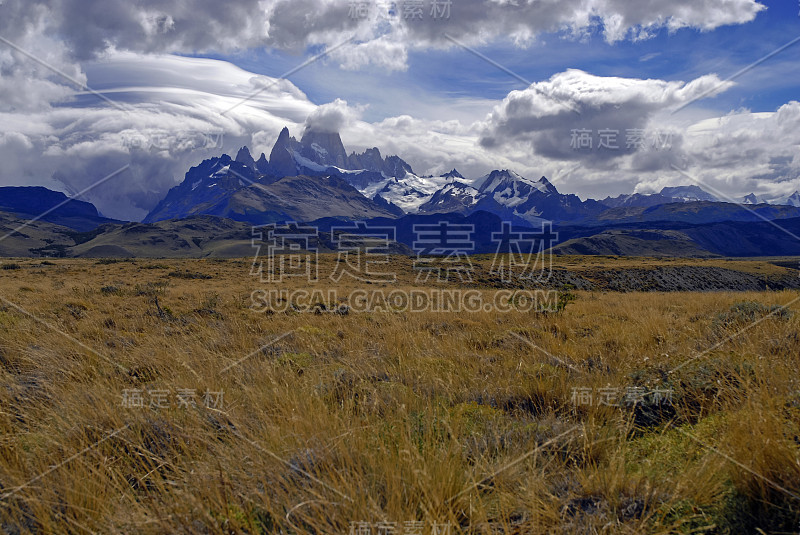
xmin=0 ymin=256 xmax=798 ymax=534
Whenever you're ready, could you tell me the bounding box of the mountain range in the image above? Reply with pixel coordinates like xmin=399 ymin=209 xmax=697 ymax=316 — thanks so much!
xmin=143 ymin=152 xmax=401 ymax=224
xmin=0 ymin=186 xmax=120 ymax=231
xmin=2 ymin=125 xmax=800 ymax=258
xmin=2 ymin=207 xmax=800 ymax=259
xmin=141 ymin=126 xmax=800 ymax=229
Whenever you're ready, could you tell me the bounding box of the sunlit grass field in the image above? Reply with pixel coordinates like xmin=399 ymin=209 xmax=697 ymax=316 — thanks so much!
xmin=0 ymin=256 xmax=798 ymax=534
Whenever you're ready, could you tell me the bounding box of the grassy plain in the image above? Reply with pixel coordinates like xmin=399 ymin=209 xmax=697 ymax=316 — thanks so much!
xmin=0 ymin=256 xmax=798 ymax=534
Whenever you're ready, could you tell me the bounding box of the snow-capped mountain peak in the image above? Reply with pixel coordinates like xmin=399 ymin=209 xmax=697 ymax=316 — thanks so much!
xmin=741 ymin=193 xmax=765 ymax=205
xmin=442 ymin=168 xmax=464 ymax=180
xmin=780 ymin=190 xmax=800 ymax=207
xmin=477 ymin=170 xmax=558 ymax=195
xmin=404 ymin=168 xmax=582 ymax=224
xmin=660 ymin=185 xmax=719 ymax=203
xmin=603 ymin=184 xmax=720 ymax=208
xmin=536 ymin=176 xmax=559 ymax=195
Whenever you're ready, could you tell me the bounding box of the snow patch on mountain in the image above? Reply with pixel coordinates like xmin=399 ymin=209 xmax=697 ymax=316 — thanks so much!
xmin=360 ymin=169 xmax=477 ymax=213
xmin=291 ymin=152 xmax=327 ymax=173
xmin=310 ymin=143 xmax=328 ymax=157
xmin=212 ymin=165 xmax=230 ymax=177
xmin=660 ymin=185 xmax=719 ymax=203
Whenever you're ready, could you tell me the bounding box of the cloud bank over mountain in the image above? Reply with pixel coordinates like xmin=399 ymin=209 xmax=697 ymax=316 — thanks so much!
xmin=303 ymin=98 xmax=361 ymax=134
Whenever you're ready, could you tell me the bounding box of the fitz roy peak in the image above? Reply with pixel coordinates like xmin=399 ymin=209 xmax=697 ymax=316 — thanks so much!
xmin=265 ymin=126 xmax=412 ymax=181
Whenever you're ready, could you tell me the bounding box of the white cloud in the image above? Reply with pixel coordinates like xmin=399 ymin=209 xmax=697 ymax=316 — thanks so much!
xmin=0 ymin=29 xmax=86 ymax=112
xmin=303 ymin=98 xmax=362 ymax=134
xmin=478 ymin=69 xmax=734 ymax=163
xmin=330 ymin=35 xmax=410 ymax=72
xmin=673 ymin=103 xmax=800 ymax=200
